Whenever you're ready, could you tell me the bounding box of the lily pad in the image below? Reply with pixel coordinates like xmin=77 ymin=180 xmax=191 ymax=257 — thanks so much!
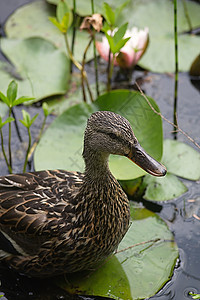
xmin=34 ymin=90 xmax=163 ymax=180
xmin=4 ymin=0 xmax=94 ymax=63
xmin=46 ymin=0 xmax=123 ymax=15
xmin=0 ymin=103 xmax=9 ymax=118
xmin=0 ymin=37 xmax=70 ymax=101
xmin=59 ymin=202 xmax=178 ymax=299
xmin=48 ymin=0 xmax=200 ymax=72
xmin=46 ymin=81 xmax=106 ymax=116
xmin=143 ymin=172 xmax=188 ymax=201
xmin=162 ymin=139 xmax=200 ymax=181
xmin=124 ymin=0 xmax=200 ymax=72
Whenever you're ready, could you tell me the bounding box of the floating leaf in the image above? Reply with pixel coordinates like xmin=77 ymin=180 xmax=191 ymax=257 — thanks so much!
xmin=58 ymin=203 xmax=178 ymax=299
xmin=162 ymin=139 xmax=200 ymax=181
xmin=34 ymin=90 xmax=163 ymax=180
xmin=143 ymin=173 xmax=187 ymax=201
xmin=0 ymin=37 xmax=70 ymax=102
xmin=4 ymin=0 xmax=93 ymax=63
xmin=125 ymin=0 xmax=200 ymax=72
xmin=46 ymin=0 xmax=200 ymax=72
xmin=0 ymin=102 xmax=9 ymax=118
xmin=190 ymin=54 xmax=200 ymax=77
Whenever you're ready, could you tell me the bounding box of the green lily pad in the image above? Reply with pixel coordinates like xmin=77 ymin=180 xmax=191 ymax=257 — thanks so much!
xmin=34 ymin=90 xmax=163 ymax=180
xmin=4 ymin=0 xmax=94 ymax=63
xmin=162 ymin=139 xmax=200 ymax=181
xmin=59 ymin=202 xmax=178 ymax=299
xmin=125 ymin=0 xmax=200 ymax=72
xmin=0 ymin=102 xmax=9 ymax=118
xmin=46 ymin=0 xmax=123 ymax=15
xmin=46 ymin=81 xmax=106 ymax=116
xmin=48 ymin=0 xmax=200 ymax=72
xmin=0 ymin=37 xmax=70 ymax=101
xmin=143 ymin=172 xmax=188 ymax=201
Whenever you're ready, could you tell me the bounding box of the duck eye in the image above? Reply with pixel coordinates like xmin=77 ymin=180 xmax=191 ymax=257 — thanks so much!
xmin=108 ymin=132 xmax=116 ymax=139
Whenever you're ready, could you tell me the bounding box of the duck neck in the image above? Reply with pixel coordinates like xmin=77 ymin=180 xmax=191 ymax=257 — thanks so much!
xmin=83 ymin=147 xmax=112 ymax=182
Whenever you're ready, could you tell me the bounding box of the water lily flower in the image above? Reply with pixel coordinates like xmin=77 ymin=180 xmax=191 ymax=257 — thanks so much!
xmin=96 ymin=27 xmax=149 ymax=69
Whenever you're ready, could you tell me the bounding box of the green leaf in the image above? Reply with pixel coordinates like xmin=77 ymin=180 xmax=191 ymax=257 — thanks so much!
xmin=58 ymin=203 xmax=178 ymax=299
xmin=0 ymin=116 xmax=15 ymax=129
xmin=189 ymin=293 xmax=200 ymax=300
xmin=4 ymin=0 xmax=94 ymax=63
xmin=0 ymin=37 xmax=70 ymax=102
xmin=60 ymin=12 xmax=73 ymax=32
xmin=105 ymin=32 xmax=114 ymax=52
xmin=143 ymin=173 xmax=188 ymax=201
xmin=42 ymin=102 xmax=50 ymax=117
xmin=113 ymin=37 xmax=130 ymax=54
xmin=49 ymin=16 xmax=63 ymax=32
xmin=0 ymin=91 xmax=9 ymax=106
xmin=34 ymin=90 xmax=163 ymax=180
xmin=20 ymin=109 xmax=31 ymax=128
xmin=30 ymin=113 xmax=39 ymax=126
xmin=7 ymin=80 xmax=18 ymax=105
xmin=56 ymin=0 xmax=70 ymax=23
xmin=13 ymin=96 xmax=35 ymax=106
xmin=19 ymin=110 xmax=38 ymax=128
xmin=113 ymin=23 xmax=128 ymax=45
xmin=162 ymin=139 xmax=200 ymax=180
xmin=103 ymin=3 xmax=115 ymax=27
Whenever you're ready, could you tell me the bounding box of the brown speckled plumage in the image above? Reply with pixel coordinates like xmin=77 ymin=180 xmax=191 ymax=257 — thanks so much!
xmin=0 ymin=111 xmax=166 ymax=277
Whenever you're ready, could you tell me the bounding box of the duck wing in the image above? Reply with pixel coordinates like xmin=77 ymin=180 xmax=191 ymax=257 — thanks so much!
xmin=0 ymin=169 xmax=83 ymax=256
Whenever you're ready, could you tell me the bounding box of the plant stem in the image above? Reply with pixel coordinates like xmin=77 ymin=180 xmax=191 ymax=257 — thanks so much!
xmin=27 ymin=116 xmax=47 ymax=161
xmin=108 ymin=55 xmax=115 ymax=92
xmin=173 ymin=0 xmax=179 ymax=139
xmin=23 ymin=127 xmax=31 ymax=173
xmin=91 ymin=0 xmax=99 ymax=97
xmin=8 ymin=108 xmax=12 ymax=168
xmin=182 ymin=0 xmax=192 ymax=32
xmin=64 ymin=33 xmax=82 ymax=70
xmin=107 ymin=49 xmax=111 ymax=92
xmin=11 ymin=108 xmax=22 ymax=142
xmin=64 ymin=33 xmax=93 ymax=102
xmin=71 ymin=0 xmax=77 ymax=73
xmin=0 ymin=129 xmax=12 ymax=173
xmin=82 ymin=37 xmax=94 ymax=102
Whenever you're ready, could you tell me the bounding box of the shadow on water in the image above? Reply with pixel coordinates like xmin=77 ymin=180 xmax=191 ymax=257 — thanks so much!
xmin=0 ymin=1 xmax=200 ymax=299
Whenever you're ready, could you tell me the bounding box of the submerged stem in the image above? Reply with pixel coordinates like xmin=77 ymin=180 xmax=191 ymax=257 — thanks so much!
xmin=64 ymin=33 xmax=93 ymax=102
xmin=8 ymin=108 xmax=12 ymax=169
xmin=27 ymin=116 xmax=47 ymax=161
xmin=0 ymin=129 xmax=12 ymax=173
xmin=107 ymin=49 xmax=111 ymax=92
xmin=64 ymin=33 xmax=82 ymax=71
xmin=173 ymin=0 xmax=179 ymax=139
xmin=23 ymin=127 xmax=32 ymax=173
xmin=91 ymin=0 xmax=99 ymax=97
xmin=71 ymin=0 xmax=77 ymax=73
xmin=107 ymin=55 xmax=115 ymax=92
xmin=11 ymin=108 xmax=22 ymax=142
xmin=82 ymin=37 xmax=94 ymax=102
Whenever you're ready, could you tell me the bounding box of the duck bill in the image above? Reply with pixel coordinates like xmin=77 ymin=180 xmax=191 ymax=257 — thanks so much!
xmin=127 ymin=143 xmax=167 ymax=177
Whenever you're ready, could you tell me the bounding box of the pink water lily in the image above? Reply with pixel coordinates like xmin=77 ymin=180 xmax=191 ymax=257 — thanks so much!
xmin=96 ymin=27 xmax=149 ymax=69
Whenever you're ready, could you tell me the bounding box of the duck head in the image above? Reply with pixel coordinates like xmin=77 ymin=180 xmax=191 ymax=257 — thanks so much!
xmin=83 ymin=111 xmax=166 ymax=177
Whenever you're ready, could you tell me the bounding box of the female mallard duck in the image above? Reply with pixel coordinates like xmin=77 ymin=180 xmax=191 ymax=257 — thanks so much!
xmin=0 ymin=111 xmax=166 ymax=277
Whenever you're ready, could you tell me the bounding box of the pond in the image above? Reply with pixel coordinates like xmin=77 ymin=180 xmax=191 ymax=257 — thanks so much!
xmin=0 ymin=0 xmax=200 ymax=300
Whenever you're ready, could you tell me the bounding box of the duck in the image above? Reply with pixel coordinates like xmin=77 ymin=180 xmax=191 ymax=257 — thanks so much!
xmin=0 ymin=111 xmax=166 ymax=277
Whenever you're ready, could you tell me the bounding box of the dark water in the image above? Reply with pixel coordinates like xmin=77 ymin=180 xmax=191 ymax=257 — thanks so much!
xmin=0 ymin=1 xmax=200 ymax=299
